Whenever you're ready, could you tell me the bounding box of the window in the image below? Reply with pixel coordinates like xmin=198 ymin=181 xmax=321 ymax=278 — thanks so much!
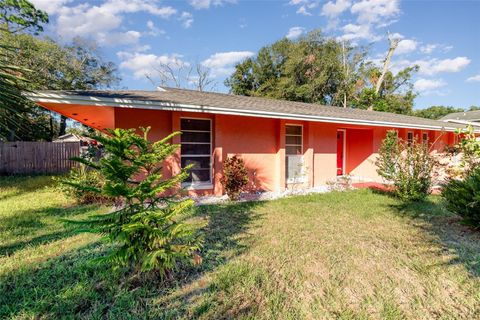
xmin=285 ymin=125 xmax=302 ymax=155
xmin=422 ymin=132 xmax=429 ymax=143
xmin=285 ymin=125 xmax=305 ymax=183
xmin=180 ymin=118 xmax=212 ymax=185
xmin=407 ymin=131 xmax=414 ymax=145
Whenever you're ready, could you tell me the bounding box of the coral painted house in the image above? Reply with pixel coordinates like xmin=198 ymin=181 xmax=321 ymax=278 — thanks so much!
xmin=28 ymin=87 xmax=465 ymax=196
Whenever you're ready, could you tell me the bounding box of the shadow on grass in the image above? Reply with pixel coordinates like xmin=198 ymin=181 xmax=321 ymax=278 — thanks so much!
xmin=0 ymin=200 xmax=263 ymax=319
xmin=390 ymin=198 xmax=480 ymax=278
xmin=0 ymin=204 xmax=99 ymax=257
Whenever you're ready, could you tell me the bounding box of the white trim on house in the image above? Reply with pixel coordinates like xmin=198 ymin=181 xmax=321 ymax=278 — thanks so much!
xmin=26 ymin=92 xmax=474 ymax=132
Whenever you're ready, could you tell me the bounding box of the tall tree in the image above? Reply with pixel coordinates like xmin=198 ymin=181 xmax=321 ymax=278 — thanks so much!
xmin=1 ymin=33 xmax=120 ymax=140
xmin=0 ymin=0 xmax=48 ymax=34
xmin=146 ymin=61 xmax=216 ymax=92
xmin=226 ymin=30 xmax=418 ymax=115
xmin=226 ymin=31 xmax=360 ymax=106
xmin=0 ymin=0 xmax=49 ymax=140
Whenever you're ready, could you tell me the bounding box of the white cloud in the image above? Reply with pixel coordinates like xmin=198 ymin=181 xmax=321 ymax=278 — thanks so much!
xmin=34 ymin=0 xmax=177 ymax=45
xmin=350 ymin=0 xmax=400 ymax=25
xmin=289 ymin=0 xmax=319 ymax=16
xmin=420 ymin=44 xmax=437 ymax=54
xmin=467 ymin=74 xmax=480 ymax=82
xmin=338 ymin=23 xmax=380 ymax=41
xmin=414 ymin=78 xmax=446 ymax=92
xmin=390 ymin=57 xmax=471 ymax=76
xmin=98 ymin=30 xmax=142 ymax=46
xmin=118 ymin=51 xmax=188 ymax=79
xmin=321 ymin=0 xmax=351 ymax=17
xmin=188 ymin=0 xmax=236 ymax=10
xmin=30 ymin=0 xmax=72 ymax=14
xmin=146 ymin=20 xmax=165 ymax=36
xmin=419 ymin=43 xmax=453 ymax=54
xmin=202 ymin=51 xmax=254 ymax=77
xmin=395 ymin=39 xmax=417 ymax=55
xmin=286 ymin=27 xmax=305 ymax=39
xmin=416 ymin=57 xmax=471 ymax=75
xmin=179 ymin=12 xmax=194 ymax=28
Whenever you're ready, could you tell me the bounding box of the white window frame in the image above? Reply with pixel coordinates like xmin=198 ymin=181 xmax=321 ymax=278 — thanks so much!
xmin=285 ymin=124 xmax=303 ymax=155
xmin=285 ymin=124 xmax=306 ymax=184
xmin=337 ymin=129 xmax=346 ymax=176
xmin=180 ymin=117 xmax=213 ymax=189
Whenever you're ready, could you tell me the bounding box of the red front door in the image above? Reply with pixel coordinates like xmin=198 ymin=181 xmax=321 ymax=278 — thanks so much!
xmin=337 ymin=130 xmax=344 ymax=175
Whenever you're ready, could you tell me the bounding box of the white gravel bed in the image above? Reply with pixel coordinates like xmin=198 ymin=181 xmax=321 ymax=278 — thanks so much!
xmin=192 ymin=185 xmax=331 ymax=205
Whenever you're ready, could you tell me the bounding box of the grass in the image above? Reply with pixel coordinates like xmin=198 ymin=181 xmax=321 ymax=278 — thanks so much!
xmin=1 ymin=176 xmax=480 ymax=319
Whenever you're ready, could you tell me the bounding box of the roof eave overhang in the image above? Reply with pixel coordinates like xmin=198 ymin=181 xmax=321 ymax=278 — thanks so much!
xmin=26 ymin=92 xmax=471 ymax=133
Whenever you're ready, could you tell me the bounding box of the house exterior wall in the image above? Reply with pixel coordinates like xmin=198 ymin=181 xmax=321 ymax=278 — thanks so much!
xmin=37 ymin=103 xmax=456 ymax=197
xmin=111 ymin=108 xmax=456 ymax=196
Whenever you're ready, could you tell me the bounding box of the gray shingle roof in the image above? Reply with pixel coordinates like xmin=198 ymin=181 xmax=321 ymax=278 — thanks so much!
xmin=31 ymin=87 xmax=468 ymax=131
xmin=441 ymin=110 xmax=480 ymax=122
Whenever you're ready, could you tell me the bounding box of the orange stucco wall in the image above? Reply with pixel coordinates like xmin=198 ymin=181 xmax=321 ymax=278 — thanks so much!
xmin=37 ymin=102 xmax=456 ymax=196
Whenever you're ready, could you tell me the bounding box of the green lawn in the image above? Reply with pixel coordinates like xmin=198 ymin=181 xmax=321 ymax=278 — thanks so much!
xmin=1 ymin=176 xmax=479 ymax=319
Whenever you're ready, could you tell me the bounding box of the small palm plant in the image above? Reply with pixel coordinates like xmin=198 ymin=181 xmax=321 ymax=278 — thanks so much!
xmin=64 ymin=127 xmax=202 ymax=276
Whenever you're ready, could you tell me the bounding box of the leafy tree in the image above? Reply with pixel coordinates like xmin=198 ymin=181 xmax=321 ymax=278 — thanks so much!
xmin=352 ymin=64 xmax=419 ymax=114
xmin=413 ymin=105 xmax=465 ymax=120
xmin=226 ymin=30 xmax=417 ymax=115
xmin=64 ymin=127 xmax=202 ymax=274
xmin=0 ymin=0 xmax=48 ymax=34
xmin=0 ymin=0 xmax=49 ymax=140
xmin=1 ymin=33 xmax=119 ymax=140
xmin=226 ymin=31 xmax=365 ymax=106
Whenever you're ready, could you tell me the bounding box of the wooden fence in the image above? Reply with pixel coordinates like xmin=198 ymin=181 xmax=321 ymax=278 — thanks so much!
xmin=0 ymin=141 xmax=80 ymax=175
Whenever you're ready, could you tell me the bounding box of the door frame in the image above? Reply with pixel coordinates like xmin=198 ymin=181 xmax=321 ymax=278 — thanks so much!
xmin=337 ymin=129 xmax=346 ymax=176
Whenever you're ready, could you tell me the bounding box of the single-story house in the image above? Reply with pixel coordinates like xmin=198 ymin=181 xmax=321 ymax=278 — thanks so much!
xmin=441 ymin=110 xmax=480 ymax=128
xmin=27 ymin=87 xmax=467 ymax=196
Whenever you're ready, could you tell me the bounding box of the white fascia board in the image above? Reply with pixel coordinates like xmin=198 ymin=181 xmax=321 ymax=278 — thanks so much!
xmin=26 ymin=92 xmax=471 ymax=132
xmin=442 ymin=119 xmax=480 ymax=127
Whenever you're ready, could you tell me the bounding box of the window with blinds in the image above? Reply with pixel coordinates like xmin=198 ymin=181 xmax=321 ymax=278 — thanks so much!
xmin=180 ymin=118 xmax=212 ymax=185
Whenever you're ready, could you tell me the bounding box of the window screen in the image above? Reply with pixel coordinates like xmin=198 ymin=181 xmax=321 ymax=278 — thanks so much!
xmin=285 ymin=125 xmax=305 ymax=183
xmin=181 ymin=118 xmax=211 ymax=184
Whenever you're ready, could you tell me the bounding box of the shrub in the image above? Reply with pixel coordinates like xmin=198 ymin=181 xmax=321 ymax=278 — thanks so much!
xmin=376 ymin=130 xmax=434 ymax=202
xmin=60 ymin=164 xmax=112 ymax=204
xmin=442 ymin=168 xmax=480 ymax=227
xmin=455 ymin=125 xmax=480 ymax=174
xmin=221 ymin=155 xmax=249 ymax=200
xmin=64 ymin=127 xmax=202 ymax=275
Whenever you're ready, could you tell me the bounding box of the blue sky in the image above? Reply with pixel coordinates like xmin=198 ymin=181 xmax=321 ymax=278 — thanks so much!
xmin=31 ymin=0 xmax=480 ymax=110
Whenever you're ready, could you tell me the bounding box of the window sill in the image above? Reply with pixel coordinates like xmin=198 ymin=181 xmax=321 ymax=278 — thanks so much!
xmin=181 ymin=182 xmax=214 ymax=190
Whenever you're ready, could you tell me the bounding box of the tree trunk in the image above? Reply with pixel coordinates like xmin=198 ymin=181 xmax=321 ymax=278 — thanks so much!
xmin=59 ymin=115 xmax=67 ymax=137
xmin=369 ymin=34 xmax=400 ymax=111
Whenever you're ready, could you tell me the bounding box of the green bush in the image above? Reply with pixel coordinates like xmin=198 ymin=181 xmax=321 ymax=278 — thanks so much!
xmin=442 ymin=168 xmax=480 ymax=227
xmin=376 ymin=130 xmax=434 ymax=202
xmin=221 ymin=155 xmax=249 ymax=200
xmin=60 ymin=164 xmax=112 ymax=204
xmin=64 ymin=127 xmax=202 ymax=275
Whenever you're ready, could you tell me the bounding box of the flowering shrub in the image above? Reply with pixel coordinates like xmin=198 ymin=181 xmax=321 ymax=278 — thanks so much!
xmin=221 ymin=155 xmax=249 ymax=200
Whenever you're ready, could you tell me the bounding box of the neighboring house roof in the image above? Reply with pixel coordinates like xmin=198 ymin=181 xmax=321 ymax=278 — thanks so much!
xmin=27 ymin=87 xmax=471 ymax=132
xmin=441 ymin=110 xmax=480 ymax=121
xmin=54 ymin=133 xmax=81 ymax=142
